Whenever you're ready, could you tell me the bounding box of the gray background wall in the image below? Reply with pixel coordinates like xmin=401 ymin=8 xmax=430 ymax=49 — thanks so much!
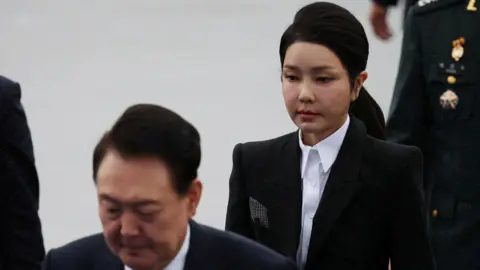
xmin=1 ymin=0 xmax=405 ymax=250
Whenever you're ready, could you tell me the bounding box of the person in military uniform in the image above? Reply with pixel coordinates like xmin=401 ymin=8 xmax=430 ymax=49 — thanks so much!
xmin=386 ymin=0 xmax=480 ymax=269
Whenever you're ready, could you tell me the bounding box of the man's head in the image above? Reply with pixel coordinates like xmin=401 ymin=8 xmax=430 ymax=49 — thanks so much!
xmin=92 ymin=104 xmax=202 ymax=270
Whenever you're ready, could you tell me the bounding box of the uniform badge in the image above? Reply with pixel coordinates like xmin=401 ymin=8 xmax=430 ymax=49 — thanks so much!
xmin=467 ymin=0 xmax=478 ymax=11
xmin=440 ymin=90 xmax=459 ymax=109
xmin=452 ymin=37 xmax=465 ymax=62
xmin=418 ymin=0 xmax=437 ymax=6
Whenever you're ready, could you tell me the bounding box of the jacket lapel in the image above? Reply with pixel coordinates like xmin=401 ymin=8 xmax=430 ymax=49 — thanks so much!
xmin=273 ymin=132 xmax=303 ymax=260
xmin=305 ymin=117 xmax=368 ymax=267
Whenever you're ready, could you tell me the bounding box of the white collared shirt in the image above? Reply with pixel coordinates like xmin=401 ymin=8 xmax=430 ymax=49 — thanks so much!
xmin=296 ymin=116 xmax=349 ymax=269
xmin=125 ymin=224 xmax=190 ymax=270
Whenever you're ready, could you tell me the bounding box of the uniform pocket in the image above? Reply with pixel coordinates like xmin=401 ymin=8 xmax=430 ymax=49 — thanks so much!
xmin=426 ymin=61 xmax=477 ymax=122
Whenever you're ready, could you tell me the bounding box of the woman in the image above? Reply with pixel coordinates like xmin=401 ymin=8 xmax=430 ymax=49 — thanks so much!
xmin=225 ymin=2 xmax=434 ymax=270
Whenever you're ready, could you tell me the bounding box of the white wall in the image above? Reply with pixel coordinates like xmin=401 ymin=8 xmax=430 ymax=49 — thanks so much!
xmin=1 ymin=0 xmax=404 ymax=250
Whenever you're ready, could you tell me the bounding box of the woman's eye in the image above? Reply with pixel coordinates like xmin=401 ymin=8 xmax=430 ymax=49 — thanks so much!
xmin=283 ymin=74 xmax=299 ymax=81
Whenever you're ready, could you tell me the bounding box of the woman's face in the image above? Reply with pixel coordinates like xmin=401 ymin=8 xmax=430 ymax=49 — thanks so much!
xmin=282 ymin=42 xmax=366 ymax=143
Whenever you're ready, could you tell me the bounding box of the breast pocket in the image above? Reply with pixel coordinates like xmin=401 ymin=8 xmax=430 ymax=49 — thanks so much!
xmin=425 ymin=61 xmax=477 ymax=123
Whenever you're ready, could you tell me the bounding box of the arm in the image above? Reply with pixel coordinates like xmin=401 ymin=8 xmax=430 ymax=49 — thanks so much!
xmin=385 ymin=9 xmax=429 ymax=149
xmin=225 ymin=143 xmax=255 ymax=240
xmin=0 ymin=76 xmax=39 ymax=205
xmin=1 ymin=144 xmax=45 ymax=270
xmin=372 ymin=0 xmax=398 ymax=7
xmin=389 ymin=147 xmax=435 ymax=270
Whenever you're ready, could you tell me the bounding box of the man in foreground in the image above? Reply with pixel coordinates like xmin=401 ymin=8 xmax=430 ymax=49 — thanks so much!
xmin=42 ymin=103 xmax=297 ymax=270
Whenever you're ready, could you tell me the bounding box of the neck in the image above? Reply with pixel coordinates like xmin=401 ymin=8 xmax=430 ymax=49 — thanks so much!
xmin=301 ymin=114 xmax=348 ymax=146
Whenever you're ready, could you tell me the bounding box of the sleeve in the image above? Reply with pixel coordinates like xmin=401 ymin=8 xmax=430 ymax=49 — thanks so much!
xmin=0 ymin=144 xmax=45 ymax=270
xmin=372 ymin=0 xmax=399 ymax=7
xmin=385 ymin=8 xmax=429 ymax=149
xmin=0 ymin=78 xmax=39 ymax=205
xmin=224 ymin=143 xmax=255 ymax=240
xmin=389 ymin=147 xmax=435 ymax=270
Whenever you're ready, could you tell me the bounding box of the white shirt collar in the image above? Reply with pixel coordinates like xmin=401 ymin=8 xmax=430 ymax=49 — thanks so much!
xmin=125 ymin=224 xmax=190 ymax=270
xmin=298 ymin=115 xmax=350 ymax=177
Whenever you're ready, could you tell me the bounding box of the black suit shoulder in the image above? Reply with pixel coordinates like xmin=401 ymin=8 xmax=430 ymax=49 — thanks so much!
xmin=199 ymin=224 xmax=296 ymax=269
xmin=42 ymin=234 xmax=115 ymax=270
xmin=0 ymin=75 xmax=21 ymax=116
xmin=363 ymin=136 xmax=423 ymax=185
xmin=235 ymin=132 xmax=294 ymax=160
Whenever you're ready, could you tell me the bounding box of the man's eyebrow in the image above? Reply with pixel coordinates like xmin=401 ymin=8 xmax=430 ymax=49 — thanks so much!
xmin=99 ymin=194 xmax=159 ymax=207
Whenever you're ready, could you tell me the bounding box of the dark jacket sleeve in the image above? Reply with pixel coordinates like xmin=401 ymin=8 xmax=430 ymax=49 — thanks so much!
xmin=372 ymin=0 xmax=399 ymax=7
xmin=0 ymin=76 xmax=39 ymax=205
xmin=350 ymin=87 xmax=386 ymax=140
xmin=389 ymin=146 xmax=435 ymax=269
xmin=0 ymin=144 xmax=45 ymax=270
xmin=385 ymin=9 xmax=429 ymax=149
xmin=225 ymin=143 xmax=255 ymax=240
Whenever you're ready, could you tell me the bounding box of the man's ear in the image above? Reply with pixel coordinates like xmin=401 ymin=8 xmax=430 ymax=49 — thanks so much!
xmin=187 ymin=179 xmax=202 ymax=217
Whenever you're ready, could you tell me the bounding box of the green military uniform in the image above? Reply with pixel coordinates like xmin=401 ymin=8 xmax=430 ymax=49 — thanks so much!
xmin=386 ymin=0 xmax=480 ymax=269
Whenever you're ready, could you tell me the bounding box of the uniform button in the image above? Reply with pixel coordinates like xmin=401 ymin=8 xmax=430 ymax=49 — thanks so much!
xmin=432 ymin=209 xmax=438 ymax=217
xmin=447 ymin=75 xmax=456 ymax=84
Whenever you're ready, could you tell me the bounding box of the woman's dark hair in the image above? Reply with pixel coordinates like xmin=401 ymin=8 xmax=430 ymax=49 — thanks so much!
xmin=279 ymin=2 xmax=369 ymax=84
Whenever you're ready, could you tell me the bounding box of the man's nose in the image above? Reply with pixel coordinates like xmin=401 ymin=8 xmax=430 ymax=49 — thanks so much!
xmin=120 ymin=213 xmax=140 ymax=237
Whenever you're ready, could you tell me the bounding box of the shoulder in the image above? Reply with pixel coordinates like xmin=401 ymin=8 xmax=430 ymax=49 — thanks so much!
xmin=365 ymin=136 xmax=422 ymax=170
xmin=43 ymin=233 xmax=109 ymax=267
xmin=198 ymin=224 xmax=295 ymax=269
xmin=233 ymin=132 xmax=296 ymax=159
xmin=0 ymin=75 xmax=22 ymax=116
xmin=413 ymin=0 xmax=461 ymax=16
xmin=0 ymin=75 xmax=20 ymax=101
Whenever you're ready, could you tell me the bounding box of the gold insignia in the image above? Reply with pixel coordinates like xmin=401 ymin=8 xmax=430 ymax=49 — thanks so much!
xmin=467 ymin=0 xmax=478 ymax=11
xmin=440 ymin=89 xmax=459 ymax=109
xmin=447 ymin=75 xmax=456 ymax=84
xmin=452 ymin=37 xmax=465 ymax=61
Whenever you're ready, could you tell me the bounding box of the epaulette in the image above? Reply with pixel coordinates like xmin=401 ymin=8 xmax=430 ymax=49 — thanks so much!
xmin=413 ymin=0 xmax=461 ymax=15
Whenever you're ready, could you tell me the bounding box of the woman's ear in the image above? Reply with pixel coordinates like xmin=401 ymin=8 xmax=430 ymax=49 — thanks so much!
xmin=351 ymin=71 xmax=368 ymax=102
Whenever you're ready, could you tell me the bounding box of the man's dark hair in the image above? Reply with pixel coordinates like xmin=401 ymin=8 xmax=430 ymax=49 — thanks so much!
xmin=92 ymin=104 xmax=201 ymax=195
xmin=279 ymin=2 xmax=369 ymax=86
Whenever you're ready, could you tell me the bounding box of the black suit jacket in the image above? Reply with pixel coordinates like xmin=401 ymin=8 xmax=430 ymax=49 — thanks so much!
xmin=0 ymin=142 xmax=44 ymax=270
xmin=0 ymin=76 xmax=44 ymax=270
xmin=42 ymin=220 xmax=297 ymax=270
xmin=0 ymin=75 xmax=39 ymax=205
xmin=225 ymin=117 xmax=435 ymax=270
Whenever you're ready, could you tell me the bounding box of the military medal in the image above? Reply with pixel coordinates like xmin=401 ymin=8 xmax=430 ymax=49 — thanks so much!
xmin=452 ymin=37 xmax=465 ymax=61
xmin=440 ymin=90 xmax=459 ymax=109
xmin=467 ymin=0 xmax=478 ymax=11
xmin=447 ymin=75 xmax=456 ymax=84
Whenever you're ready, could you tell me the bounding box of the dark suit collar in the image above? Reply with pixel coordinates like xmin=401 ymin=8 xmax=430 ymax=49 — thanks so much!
xmin=184 ymin=220 xmax=218 ymax=270
xmin=92 ymin=235 xmax=123 ymax=270
xmin=92 ymin=222 xmax=201 ymax=270
xmin=305 ymin=116 xmax=369 ymax=268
